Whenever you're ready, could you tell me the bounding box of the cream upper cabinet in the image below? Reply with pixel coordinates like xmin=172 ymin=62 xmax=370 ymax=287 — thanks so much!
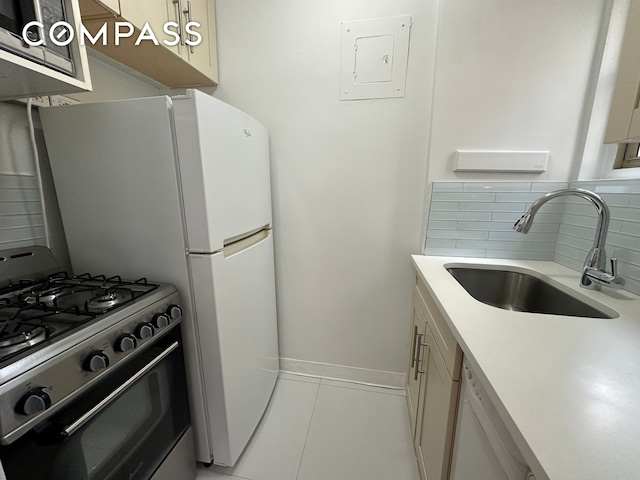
xmin=606 ymin=0 xmax=640 ymax=143
xmin=79 ymin=0 xmax=218 ymax=87
xmin=407 ymin=274 xmax=462 ymax=480
xmin=183 ymin=0 xmax=218 ymax=82
xmin=118 ymin=0 xmax=182 ymax=58
xmin=101 ymin=0 xmax=121 ymax=15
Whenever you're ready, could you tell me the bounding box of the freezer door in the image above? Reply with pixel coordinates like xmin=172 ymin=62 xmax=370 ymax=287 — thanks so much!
xmin=189 ymin=229 xmax=279 ymax=466
xmin=174 ymin=90 xmax=273 ymax=253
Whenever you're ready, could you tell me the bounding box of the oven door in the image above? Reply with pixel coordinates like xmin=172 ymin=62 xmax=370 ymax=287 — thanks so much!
xmin=0 ymin=333 xmax=192 ymax=480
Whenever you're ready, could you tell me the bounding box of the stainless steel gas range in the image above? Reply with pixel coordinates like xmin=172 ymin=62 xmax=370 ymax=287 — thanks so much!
xmin=0 ymin=247 xmax=195 ymax=480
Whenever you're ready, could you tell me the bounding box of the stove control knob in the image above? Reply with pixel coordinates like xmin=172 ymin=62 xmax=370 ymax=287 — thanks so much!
xmin=135 ymin=322 xmax=155 ymax=340
xmin=166 ymin=305 xmax=183 ymax=320
xmin=115 ymin=334 xmax=138 ymax=353
xmin=16 ymin=387 xmax=52 ymax=416
xmin=83 ymin=351 xmax=110 ymax=373
xmin=152 ymin=313 xmax=170 ymax=329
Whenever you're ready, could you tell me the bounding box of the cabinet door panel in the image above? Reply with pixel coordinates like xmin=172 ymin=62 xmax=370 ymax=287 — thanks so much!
xmin=406 ymin=295 xmax=426 ymax=435
xmin=605 ymin=0 xmax=640 ymax=143
xmin=416 ymin=325 xmax=459 ymax=480
xmin=119 ymin=0 xmax=182 ymax=57
xmin=184 ymin=0 xmax=218 ymax=81
xmin=415 ymin=277 xmax=462 ymax=380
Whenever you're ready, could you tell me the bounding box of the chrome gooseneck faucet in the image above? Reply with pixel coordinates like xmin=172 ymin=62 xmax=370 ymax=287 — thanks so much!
xmin=513 ymin=188 xmax=624 ymax=290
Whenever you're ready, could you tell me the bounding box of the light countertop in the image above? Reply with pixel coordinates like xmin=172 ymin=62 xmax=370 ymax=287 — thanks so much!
xmin=411 ymin=255 xmax=640 ymax=480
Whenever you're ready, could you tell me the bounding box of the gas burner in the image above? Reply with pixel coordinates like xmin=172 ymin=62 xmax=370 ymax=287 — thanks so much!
xmin=85 ymin=289 xmax=132 ymax=313
xmin=0 ymin=324 xmax=47 ymax=355
xmin=0 ymin=266 xmax=161 ymax=364
xmin=23 ymin=286 xmax=66 ymax=307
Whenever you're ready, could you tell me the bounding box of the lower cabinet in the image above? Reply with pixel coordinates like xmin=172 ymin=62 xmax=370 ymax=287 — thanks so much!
xmin=407 ymin=274 xmax=462 ymax=480
xmin=406 ymin=295 xmax=426 ymax=429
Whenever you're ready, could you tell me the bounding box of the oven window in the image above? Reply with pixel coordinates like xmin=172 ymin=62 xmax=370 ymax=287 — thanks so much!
xmin=79 ymin=371 xmax=163 ymax=478
xmin=0 ymin=339 xmax=190 ymax=480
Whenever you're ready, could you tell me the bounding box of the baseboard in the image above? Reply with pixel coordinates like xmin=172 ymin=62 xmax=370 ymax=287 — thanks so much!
xmin=279 ymin=357 xmax=406 ymax=389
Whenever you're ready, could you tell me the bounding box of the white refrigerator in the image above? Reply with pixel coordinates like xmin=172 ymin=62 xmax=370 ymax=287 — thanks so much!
xmin=40 ymin=90 xmax=279 ymax=467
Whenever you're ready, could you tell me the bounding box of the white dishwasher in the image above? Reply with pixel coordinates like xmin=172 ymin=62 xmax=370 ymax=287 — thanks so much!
xmin=450 ymin=360 xmax=537 ymax=480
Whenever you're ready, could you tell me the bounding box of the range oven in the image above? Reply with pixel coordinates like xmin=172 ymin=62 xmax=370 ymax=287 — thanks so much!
xmin=0 ymin=247 xmax=195 ymax=480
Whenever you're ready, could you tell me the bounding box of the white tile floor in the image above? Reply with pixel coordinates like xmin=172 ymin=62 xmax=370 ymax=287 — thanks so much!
xmin=196 ymin=373 xmax=420 ymax=480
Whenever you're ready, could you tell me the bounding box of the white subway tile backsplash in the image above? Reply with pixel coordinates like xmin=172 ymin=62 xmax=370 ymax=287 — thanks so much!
xmin=432 ymin=183 xmax=464 ymax=192
xmin=0 ymin=189 xmax=40 ymax=202
xmin=525 ymin=202 xmax=567 ymax=214
xmin=495 ymin=192 xmax=548 ymax=203
xmin=492 ymin=212 xmax=563 ymax=223
xmin=0 ymin=175 xmax=38 ymax=189
xmin=563 ymin=203 xmax=599 ymax=217
xmin=612 ymin=247 xmax=640 ymax=266
xmin=456 ymin=240 xmax=556 ymax=251
xmin=628 ymin=195 xmax=640 ymax=208
xmin=605 ymin=232 xmax=639 ymax=250
xmin=425 ymin=181 xmax=566 ymax=261
xmin=456 ymin=221 xmax=517 ymax=231
xmin=432 ymin=192 xmax=496 ymax=202
xmin=426 ymin=238 xmax=457 ymax=249
xmin=598 ymin=193 xmax=630 ymax=207
xmin=0 ymin=214 xmax=43 ymax=229
xmin=427 ymin=220 xmax=458 ymax=230
xmin=426 ymin=248 xmax=487 ymax=258
xmin=554 ymin=254 xmax=584 ymax=272
xmin=558 ymin=224 xmax=586 ymax=237
xmin=556 ymin=234 xmax=594 ymax=251
xmin=555 ymin=179 xmax=640 ymax=295
xmin=555 ymin=243 xmax=582 ymax=260
xmin=428 ymin=230 xmax=489 ymax=240
xmin=0 ymin=174 xmax=45 ymax=250
xmin=560 ymin=215 xmax=600 ymax=229
xmin=622 ymin=278 xmax=640 ymax=295
xmin=0 ymin=202 xmax=41 ymax=215
xmin=488 ymin=231 xmax=558 ymax=242
xmin=423 ymin=177 xmax=640 ymax=278
xmin=621 ymin=263 xmax=640 ymax=282
xmin=620 ymin=222 xmax=640 ymax=237
xmin=0 ymin=226 xmax=45 ymax=243
xmin=430 ymin=202 xmax=460 ymax=211
xmin=593 ymin=182 xmax=640 ymax=194
xmin=530 ymin=182 xmax=571 ymax=192
xmin=462 ymin=182 xmax=531 ymax=192
xmin=458 ymin=202 xmax=527 ymax=212
xmin=610 ymin=206 xmax=640 ymax=222
xmin=430 ymin=211 xmax=493 ymax=221
xmin=608 ymin=220 xmax=623 ymax=232
xmin=485 ymin=250 xmax=552 ymax=261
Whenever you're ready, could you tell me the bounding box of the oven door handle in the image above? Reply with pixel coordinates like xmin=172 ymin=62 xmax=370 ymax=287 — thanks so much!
xmin=57 ymin=341 xmax=179 ymax=439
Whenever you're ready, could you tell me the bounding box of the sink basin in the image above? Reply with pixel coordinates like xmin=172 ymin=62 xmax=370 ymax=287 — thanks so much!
xmin=446 ymin=267 xmax=613 ymax=319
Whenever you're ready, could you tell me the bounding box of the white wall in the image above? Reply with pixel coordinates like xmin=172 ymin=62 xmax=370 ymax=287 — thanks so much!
xmin=213 ymin=0 xmax=437 ymax=375
xmin=428 ymin=0 xmax=609 ymax=184
xmin=69 ymin=51 xmax=161 ymax=103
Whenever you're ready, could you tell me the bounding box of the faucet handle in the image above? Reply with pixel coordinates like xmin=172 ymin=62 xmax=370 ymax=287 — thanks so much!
xmin=611 ymin=257 xmax=618 ymax=277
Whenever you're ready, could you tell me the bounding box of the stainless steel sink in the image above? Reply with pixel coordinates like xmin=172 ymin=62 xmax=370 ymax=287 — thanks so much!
xmin=446 ymin=267 xmax=613 ymax=319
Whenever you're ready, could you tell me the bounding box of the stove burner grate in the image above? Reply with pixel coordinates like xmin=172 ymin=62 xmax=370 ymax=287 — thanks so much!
xmin=0 ymin=272 xmax=159 ymax=362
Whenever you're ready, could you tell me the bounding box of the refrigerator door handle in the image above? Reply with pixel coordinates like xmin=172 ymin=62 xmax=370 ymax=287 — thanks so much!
xmin=223 ymin=229 xmax=271 ymax=258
